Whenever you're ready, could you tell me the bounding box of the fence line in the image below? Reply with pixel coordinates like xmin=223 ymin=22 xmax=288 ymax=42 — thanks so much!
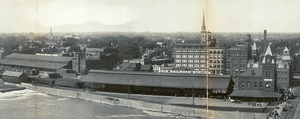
xmin=21 ymin=83 xmax=267 ymax=119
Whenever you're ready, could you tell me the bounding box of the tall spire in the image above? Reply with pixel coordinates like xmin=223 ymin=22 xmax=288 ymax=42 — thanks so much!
xmin=252 ymin=42 xmax=257 ymax=50
xmin=202 ymin=10 xmax=206 ymax=31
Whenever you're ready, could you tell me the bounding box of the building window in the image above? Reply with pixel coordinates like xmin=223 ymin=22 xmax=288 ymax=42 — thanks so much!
xmin=182 ymin=60 xmax=187 ymax=63
xmin=210 ymin=51 xmax=213 ymax=54
xmin=260 ymin=81 xmax=262 ymax=87
xmin=194 ymin=55 xmax=199 ymax=58
xmin=176 ymin=50 xmax=181 ymax=53
xmin=242 ymin=81 xmax=245 ymax=86
xmin=200 ymin=60 xmax=205 ymax=63
xmin=188 ymin=55 xmax=193 ymax=58
xmin=254 ymin=81 xmax=257 ymax=88
xmin=266 ymin=82 xmax=271 ymax=88
xmin=188 ymin=64 xmax=193 ymax=67
xmin=176 ymin=55 xmax=181 ymax=58
xmin=247 ymin=81 xmax=250 ymax=87
xmin=194 ymin=60 xmax=199 ymax=63
xmin=200 ymin=55 xmax=205 ymax=58
xmin=182 ymin=55 xmax=187 ymax=58
xmin=210 ymin=60 xmax=212 ymax=63
xmin=218 ymin=51 xmax=220 ymax=54
xmin=214 ymin=51 xmax=216 ymax=54
xmin=176 ymin=59 xmax=181 ymax=62
xmin=266 ymin=71 xmax=270 ymax=78
xmin=200 ymin=64 xmax=205 ymax=67
xmin=188 ymin=60 xmax=193 ymax=63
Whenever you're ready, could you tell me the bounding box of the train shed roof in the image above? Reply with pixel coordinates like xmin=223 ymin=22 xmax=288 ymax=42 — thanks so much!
xmin=81 ymin=70 xmax=232 ymax=90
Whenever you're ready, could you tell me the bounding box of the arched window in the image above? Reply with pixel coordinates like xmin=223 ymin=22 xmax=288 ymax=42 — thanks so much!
xmin=214 ymin=51 xmax=216 ymax=54
xmin=217 ymin=51 xmax=220 ymax=54
xmin=247 ymin=81 xmax=250 ymax=87
xmin=242 ymin=81 xmax=245 ymax=86
xmin=210 ymin=51 xmax=213 ymax=54
xmin=254 ymin=81 xmax=257 ymax=88
xmin=259 ymin=81 xmax=262 ymax=87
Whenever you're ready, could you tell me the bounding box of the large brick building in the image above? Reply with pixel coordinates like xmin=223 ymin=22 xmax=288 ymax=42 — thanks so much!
xmin=223 ymin=35 xmax=252 ymax=77
xmin=276 ymin=47 xmax=292 ymax=90
xmin=230 ymin=45 xmax=282 ymax=101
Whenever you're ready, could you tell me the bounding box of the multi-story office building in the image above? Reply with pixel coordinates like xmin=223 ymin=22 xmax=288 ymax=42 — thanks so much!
xmin=208 ymin=47 xmax=225 ymax=75
xmin=174 ymin=44 xmax=208 ymax=73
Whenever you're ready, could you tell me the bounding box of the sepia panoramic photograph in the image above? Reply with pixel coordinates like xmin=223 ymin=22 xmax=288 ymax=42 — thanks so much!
xmin=0 ymin=0 xmax=300 ymax=119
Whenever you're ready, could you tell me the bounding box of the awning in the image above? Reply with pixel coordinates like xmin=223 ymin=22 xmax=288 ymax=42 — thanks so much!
xmin=229 ymin=90 xmax=282 ymax=98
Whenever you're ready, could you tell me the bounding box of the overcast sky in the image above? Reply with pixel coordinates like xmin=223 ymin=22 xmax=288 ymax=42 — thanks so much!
xmin=1 ymin=0 xmax=300 ymax=33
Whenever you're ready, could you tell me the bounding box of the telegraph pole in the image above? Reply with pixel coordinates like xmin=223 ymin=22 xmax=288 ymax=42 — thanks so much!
xmin=127 ymin=79 xmax=129 ymax=99
xmin=192 ymin=85 xmax=194 ymax=105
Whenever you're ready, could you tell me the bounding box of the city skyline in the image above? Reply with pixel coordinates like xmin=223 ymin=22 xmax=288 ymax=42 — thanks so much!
xmin=1 ymin=0 xmax=300 ymax=33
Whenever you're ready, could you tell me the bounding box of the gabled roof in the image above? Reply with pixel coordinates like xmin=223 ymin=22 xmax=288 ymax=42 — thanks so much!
xmin=262 ymin=45 xmax=274 ymax=64
xmin=116 ymin=62 xmax=131 ymax=70
xmin=2 ymin=71 xmax=24 ymax=77
xmin=264 ymin=45 xmax=272 ymax=56
xmin=140 ymin=65 xmax=152 ymax=71
xmin=282 ymin=47 xmax=291 ymax=60
xmin=283 ymin=47 xmax=289 ymax=52
xmin=252 ymin=42 xmax=257 ymax=50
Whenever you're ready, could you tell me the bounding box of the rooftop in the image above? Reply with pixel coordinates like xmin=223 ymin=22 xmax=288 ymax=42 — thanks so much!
xmin=229 ymin=90 xmax=282 ymax=98
xmin=2 ymin=71 xmax=24 ymax=77
xmin=239 ymin=68 xmax=262 ymax=77
xmin=5 ymin=53 xmax=72 ymax=63
xmin=0 ymin=59 xmax=68 ymax=70
xmin=82 ymin=70 xmax=232 ymax=89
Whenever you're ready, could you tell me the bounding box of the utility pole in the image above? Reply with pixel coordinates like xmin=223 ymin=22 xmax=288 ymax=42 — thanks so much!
xmin=127 ymin=79 xmax=129 ymax=99
xmin=278 ymin=85 xmax=279 ymax=103
xmin=192 ymin=85 xmax=194 ymax=106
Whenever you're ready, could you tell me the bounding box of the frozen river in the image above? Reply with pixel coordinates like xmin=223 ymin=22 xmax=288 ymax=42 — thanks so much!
xmin=0 ymin=89 xmax=182 ymax=119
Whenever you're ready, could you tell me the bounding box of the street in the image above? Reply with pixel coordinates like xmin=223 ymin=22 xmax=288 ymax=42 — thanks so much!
xmin=280 ymin=81 xmax=300 ymax=119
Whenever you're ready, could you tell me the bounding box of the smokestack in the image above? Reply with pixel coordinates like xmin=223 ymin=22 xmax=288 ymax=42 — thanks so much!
xmin=264 ymin=30 xmax=267 ymax=41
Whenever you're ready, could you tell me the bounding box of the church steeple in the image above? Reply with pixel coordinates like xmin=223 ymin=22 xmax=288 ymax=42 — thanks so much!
xmin=201 ymin=11 xmax=206 ymax=32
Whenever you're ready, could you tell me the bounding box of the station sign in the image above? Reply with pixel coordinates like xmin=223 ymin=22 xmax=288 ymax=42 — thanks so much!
xmin=264 ymin=79 xmax=273 ymax=81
